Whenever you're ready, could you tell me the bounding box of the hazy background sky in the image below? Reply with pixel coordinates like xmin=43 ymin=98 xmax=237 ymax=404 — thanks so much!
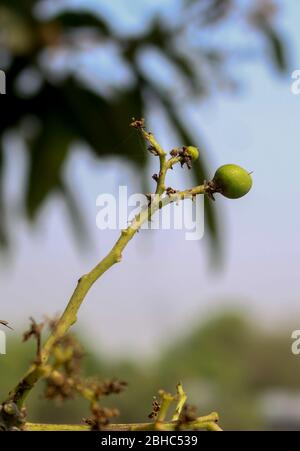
xmin=1 ymin=0 xmax=300 ymax=359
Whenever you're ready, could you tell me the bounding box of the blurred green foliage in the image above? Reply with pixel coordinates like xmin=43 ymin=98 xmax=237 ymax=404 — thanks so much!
xmin=0 ymin=0 xmax=288 ymax=257
xmin=1 ymin=311 xmax=299 ymax=430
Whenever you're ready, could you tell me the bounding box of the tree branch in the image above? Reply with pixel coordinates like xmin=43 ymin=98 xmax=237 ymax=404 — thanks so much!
xmin=4 ymin=124 xmax=207 ymax=411
xmin=24 ymin=412 xmax=221 ymax=431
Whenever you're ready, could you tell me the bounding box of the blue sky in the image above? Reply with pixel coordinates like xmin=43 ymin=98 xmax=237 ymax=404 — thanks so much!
xmin=1 ymin=0 xmax=300 ymax=359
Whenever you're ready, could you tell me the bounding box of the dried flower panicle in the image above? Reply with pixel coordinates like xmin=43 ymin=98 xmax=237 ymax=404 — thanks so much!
xmin=43 ymin=334 xmax=85 ymax=401
xmin=84 ymin=405 xmax=119 ymax=430
xmin=40 ymin=319 xmax=128 ymax=413
xmin=55 ymin=335 xmax=85 ymax=376
xmin=45 ymin=317 xmax=85 ymax=376
xmin=23 ymin=317 xmax=44 ymax=343
xmin=130 ymin=117 xmax=145 ymax=129
xmin=170 ymin=146 xmax=195 ymax=169
xmin=44 ymin=372 xmax=76 ymax=402
xmin=85 ymin=378 xmax=128 ymax=400
xmin=148 ymin=396 xmax=161 ymax=420
xmin=101 ymin=379 xmax=128 ymax=396
xmin=23 ymin=317 xmax=45 ymax=363
xmin=166 ymin=187 xmax=178 ymax=196
xmin=0 ymin=402 xmax=26 ymax=431
xmin=177 ymin=404 xmax=198 ymax=428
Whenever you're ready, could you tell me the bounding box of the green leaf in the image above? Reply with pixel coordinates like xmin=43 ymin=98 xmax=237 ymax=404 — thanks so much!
xmin=0 ymin=140 xmax=8 ymax=247
xmin=59 ymin=78 xmax=147 ymax=167
xmin=26 ymin=114 xmax=73 ymax=219
xmin=50 ymin=11 xmax=109 ymax=35
xmin=167 ymin=51 xmax=204 ymax=94
xmin=257 ymin=20 xmax=288 ymax=72
xmin=24 ymin=77 xmax=147 ymax=219
xmin=0 ymin=0 xmax=37 ymax=14
xmin=58 ymin=179 xmax=90 ymax=249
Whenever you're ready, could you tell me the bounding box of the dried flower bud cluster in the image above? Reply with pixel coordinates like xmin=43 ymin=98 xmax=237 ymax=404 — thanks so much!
xmin=0 ymin=402 xmax=26 ymax=431
xmin=170 ymin=146 xmax=199 ymax=169
xmin=178 ymin=404 xmax=198 ymax=426
xmin=148 ymin=396 xmax=161 ymax=420
xmin=84 ymin=405 xmax=119 ymax=430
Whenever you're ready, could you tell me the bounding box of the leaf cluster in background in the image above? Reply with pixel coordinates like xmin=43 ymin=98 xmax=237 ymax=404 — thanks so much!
xmin=0 ymin=0 xmax=288 ymax=258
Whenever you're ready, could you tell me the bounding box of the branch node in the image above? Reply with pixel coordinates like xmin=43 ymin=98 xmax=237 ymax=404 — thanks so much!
xmin=130 ymin=117 xmax=145 ymax=129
